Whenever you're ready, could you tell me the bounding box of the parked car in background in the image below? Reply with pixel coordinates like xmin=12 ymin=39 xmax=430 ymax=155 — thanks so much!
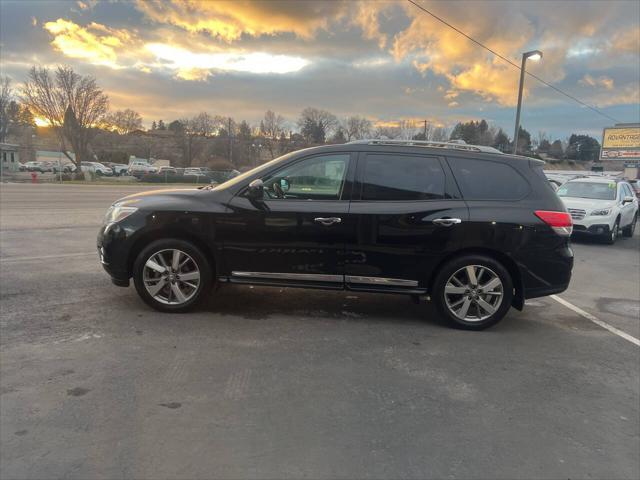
xmin=81 ymin=162 xmax=113 ymax=176
xmin=52 ymin=162 xmax=77 ymax=173
xmin=40 ymin=162 xmax=55 ymax=172
xmin=157 ymin=166 xmax=177 ymax=174
xmin=107 ymin=163 xmax=129 ymax=176
xmin=98 ymin=140 xmax=574 ymax=330
xmin=183 ymin=167 xmax=205 ymax=176
xmin=24 ymin=161 xmax=48 ymax=172
xmin=557 ymin=177 xmax=638 ymax=244
xmin=18 ymin=162 xmax=26 ymax=171
xmin=128 ymin=160 xmax=157 ymax=177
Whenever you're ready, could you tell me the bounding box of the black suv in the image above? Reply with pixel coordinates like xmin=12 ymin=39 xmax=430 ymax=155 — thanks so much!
xmin=98 ymin=140 xmax=574 ymax=329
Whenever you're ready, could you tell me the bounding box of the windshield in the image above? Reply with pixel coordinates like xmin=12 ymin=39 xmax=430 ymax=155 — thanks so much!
xmin=212 ymin=150 xmax=299 ymax=190
xmin=557 ymin=181 xmax=617 ymax=200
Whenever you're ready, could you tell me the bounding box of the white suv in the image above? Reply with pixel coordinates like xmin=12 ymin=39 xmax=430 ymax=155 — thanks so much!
xmin=557 ymin=177 xmax=638 ymax=244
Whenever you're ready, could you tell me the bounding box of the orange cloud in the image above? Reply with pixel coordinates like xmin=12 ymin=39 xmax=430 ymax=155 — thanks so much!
xmin=134 ymin=0 xmax=349 ymax=42
xmin=44 ymin=18 xmax=135 ymax=68
xmin=610 ymin=26 xmax=640 ymax=54
xmin=390 ymin=3 xmax=535 ymax=106
xmin=580 ymin=74 xmax=614 ymax=90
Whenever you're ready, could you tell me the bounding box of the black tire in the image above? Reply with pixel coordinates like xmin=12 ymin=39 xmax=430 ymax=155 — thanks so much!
xmin=622 ymin=214 xmax=637 ymax=238
xmin=432 ymin=254 xmax=513 ymax=330
xmin=133 ymin=238 xmax=213 ymax=313
xmin=604 ymin=219 xmax=619 ymax=244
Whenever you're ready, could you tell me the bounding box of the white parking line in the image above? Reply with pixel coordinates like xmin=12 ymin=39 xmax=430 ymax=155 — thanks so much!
xmin=551 ymin=295 xmax=640 ymax=347
xmin=0 ymin=252 xmax=96 ymax=263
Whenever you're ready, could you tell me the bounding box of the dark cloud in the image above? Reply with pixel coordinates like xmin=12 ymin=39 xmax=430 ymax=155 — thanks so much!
xmin=1 ymin=0 xmax=637 ymax=139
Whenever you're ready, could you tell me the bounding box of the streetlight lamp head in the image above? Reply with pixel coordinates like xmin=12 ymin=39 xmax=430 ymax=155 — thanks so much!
xmin=525 ymin=50 xmax=543 ymax=61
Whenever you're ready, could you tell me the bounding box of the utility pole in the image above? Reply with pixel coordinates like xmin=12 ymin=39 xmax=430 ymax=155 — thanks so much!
xmin=513 ymin=50 xmax=543 ymax=154
xmin=423 ymin=120 xmax=427 ymax=139
xmin=228 ymin=117 xmax=233 ymax=166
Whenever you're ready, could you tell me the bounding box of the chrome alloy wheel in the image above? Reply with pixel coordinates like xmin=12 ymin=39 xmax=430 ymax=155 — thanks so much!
xmin=142 ymin=249 xmax=201 ymax=305
xmin=443 ymin=265 xmax=504 ymax=322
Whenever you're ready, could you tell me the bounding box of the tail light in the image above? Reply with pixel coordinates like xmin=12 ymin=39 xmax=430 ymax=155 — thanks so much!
xmin=535 ymin=210 xmax=573 ymax=236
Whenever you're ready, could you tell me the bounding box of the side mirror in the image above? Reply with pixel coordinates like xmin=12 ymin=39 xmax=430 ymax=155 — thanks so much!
xmin=247 ymin=178 xmax=264 ymax=200
xmin=623 ymin=195 xmax=634 ymax=204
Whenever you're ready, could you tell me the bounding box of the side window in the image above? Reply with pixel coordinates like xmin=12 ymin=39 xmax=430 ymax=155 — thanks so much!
xmin=623 ymin=184 xmax=633 ymax=198
xmin=448 ymin=157 xmax=529 ymax=200
xmin=361 ymin=154 xmax=446 ymax=201
xmin=262 ymin=154 xmax=350 ymax=200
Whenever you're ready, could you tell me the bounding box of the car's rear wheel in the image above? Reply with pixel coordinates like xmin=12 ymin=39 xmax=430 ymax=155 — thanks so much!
xmin=432 ymin=255 xmax=513 ymax=330
xmin=133 ymin=239 xmax=212 ymax=312
xmin=622 ymin=213 xmax=637 ymax=237
xmin=604 ymin=219 xmax=619 ymax=244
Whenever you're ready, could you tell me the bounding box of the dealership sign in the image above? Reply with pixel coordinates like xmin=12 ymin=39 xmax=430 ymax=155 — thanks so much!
xmin=600 ymin=125 xmax=640 ymax=161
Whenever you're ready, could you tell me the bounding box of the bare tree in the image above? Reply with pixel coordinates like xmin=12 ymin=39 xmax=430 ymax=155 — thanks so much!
xmin=342 ymin=116 xmax=372 ymax=141
xmin=22 ymin=66 xmax=109 ymax=173
xmin=186 ymin=112 xmax=222 ymax=136
xmin=373 ymin=125 xmax=402 ymax=139
xmin=103 ymin=108 xmax=143 ymax=135
xmin=259 ymin=110 xmax=285 ymax=159
xmin=431 ymin=126 xmax=449 ymax=142
xmin=174 ymin=112 xmax=226 ymax=167
xmin=260 ymin=110 xmax=285 ymax=139
xmin=0 ymin=76 xmax=13 ymax=143
xmin=297 ymin=107 xmax=338 ymax=140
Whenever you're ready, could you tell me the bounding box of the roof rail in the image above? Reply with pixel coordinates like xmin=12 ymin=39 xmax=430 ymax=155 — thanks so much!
xmin=347 ymin=139 xmax=503 ymax=154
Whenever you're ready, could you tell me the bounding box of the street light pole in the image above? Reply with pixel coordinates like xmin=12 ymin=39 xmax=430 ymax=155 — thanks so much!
xmin=513 ymin=50 xmax=542 ymax=154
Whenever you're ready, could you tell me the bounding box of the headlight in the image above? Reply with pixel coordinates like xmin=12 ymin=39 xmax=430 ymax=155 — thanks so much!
xmin=103 ymin=205 xmax=138 ymax=224
xmin=590 ymin=209 xmax=611 ymax=216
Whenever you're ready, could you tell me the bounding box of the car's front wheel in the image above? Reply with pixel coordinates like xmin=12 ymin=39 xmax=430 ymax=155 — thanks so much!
xmin=133 ymin=239 xmax=212 ymax=312
xmin=604 ymin=219 xmax=619 ymax=244
xmin=622 ymin=213 xmax=637 ymax=237
xmin=432 ymin=255 xmax=513 ymax=330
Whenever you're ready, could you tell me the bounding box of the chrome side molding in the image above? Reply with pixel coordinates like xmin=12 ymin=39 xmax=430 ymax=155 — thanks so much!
xmin=231 ymin=271 xmax=343 ymax=282
xmin=346 ymin=275 xmax=418 ymax=287
xmin=230 ymin=272 xmax=419 ymax=288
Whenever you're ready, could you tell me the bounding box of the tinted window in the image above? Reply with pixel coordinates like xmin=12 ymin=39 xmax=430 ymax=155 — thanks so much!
xmin=361 ymin=154 xmax=445 ymax=201
xmin=448 ymin=157 xmax=529 ymax=200
xmin=557 ymin=181 xmax=616 ymax=200
xmin=262 ymin=154 xmax=350 ymax=200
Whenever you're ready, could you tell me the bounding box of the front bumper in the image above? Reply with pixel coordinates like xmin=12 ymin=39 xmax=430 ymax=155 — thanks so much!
xmin=97 ymin=221 xmax=135 ymax=287
xmin=572 ymin=223 xmax=611 ymax=236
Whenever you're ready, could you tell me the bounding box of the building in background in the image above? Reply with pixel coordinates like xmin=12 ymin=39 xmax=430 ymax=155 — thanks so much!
xmin=600 ymin=123 xmax=640 ymax=179
xmin=35 ymin=150 xmax=75 ymax=165
xmin=0 ymin=143 xmax=20 ymax=172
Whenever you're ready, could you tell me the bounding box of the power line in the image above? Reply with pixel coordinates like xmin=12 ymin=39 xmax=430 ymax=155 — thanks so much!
xmin=406 ymin=0 xmax=621 ymax=124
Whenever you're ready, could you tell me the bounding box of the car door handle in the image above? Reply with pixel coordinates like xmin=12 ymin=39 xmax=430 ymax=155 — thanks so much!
xmin=314 ymin=217 xmax=342 ymax=226
xmin=432 ymin=218 xmax=462 ymax=226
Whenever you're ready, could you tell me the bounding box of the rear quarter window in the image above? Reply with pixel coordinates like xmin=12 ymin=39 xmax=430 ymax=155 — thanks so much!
xmin=447 ymin=157 xmax=530 ymax=200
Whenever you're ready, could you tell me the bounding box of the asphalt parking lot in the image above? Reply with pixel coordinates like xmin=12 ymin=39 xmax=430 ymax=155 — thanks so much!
xmin=1 ymin=183 xmax=639 ymax=479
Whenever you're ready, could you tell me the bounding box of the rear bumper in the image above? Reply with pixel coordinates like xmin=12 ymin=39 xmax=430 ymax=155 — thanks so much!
xmin=524 ymin=283 xmax=569 ymax=299
xmin=518 ymin=242 xmax=574 ymax=301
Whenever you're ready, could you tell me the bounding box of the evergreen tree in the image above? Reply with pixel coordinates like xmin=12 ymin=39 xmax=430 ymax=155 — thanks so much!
xmin=493 ymin=129 xmax=510 ymax=152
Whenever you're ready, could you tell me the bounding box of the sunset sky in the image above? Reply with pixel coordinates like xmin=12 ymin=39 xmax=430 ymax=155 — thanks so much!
xmin=1 ymin=0 xmax=638 ymax=139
